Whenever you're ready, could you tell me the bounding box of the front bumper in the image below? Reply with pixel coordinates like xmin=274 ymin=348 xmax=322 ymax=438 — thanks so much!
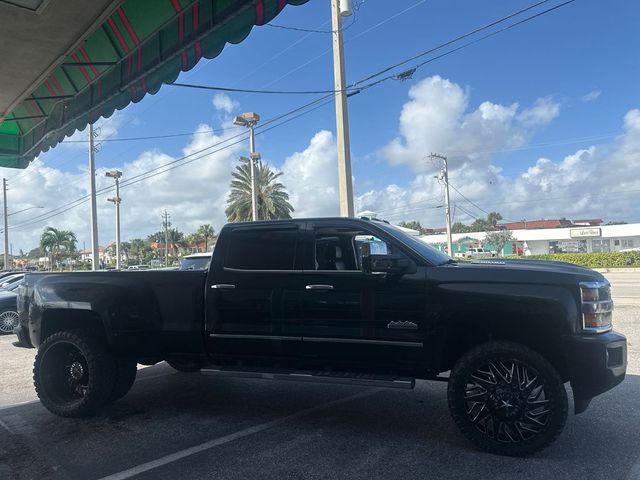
xmin=564 ymin=331 xmax=627 ymax=413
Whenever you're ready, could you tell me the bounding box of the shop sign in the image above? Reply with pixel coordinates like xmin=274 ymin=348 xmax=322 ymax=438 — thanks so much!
xmin=570 ymin=228 xmax=601 ymax=238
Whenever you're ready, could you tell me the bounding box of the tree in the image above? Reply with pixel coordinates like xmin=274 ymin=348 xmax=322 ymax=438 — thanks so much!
xmin=487 ymin=212 xmax=503 ymax=229
xmin=129 ymin=238 xmax=153 ymax=264
xmin=147 ymin=228 xmax=184 ymax=244
xmin=451 ymin=222 xmax=471 ymax=233
xmin=40 ymin=227 xmax=77 ymax=270
xmin=398 ymin=221 xmax=423 ymax=233
xmin=196 ymin=224 xmax=216 ymax=251
xmin=225 ymin=158 xmax=294 ymax=222
xmin=485 ymin=230 xmax=514 ymax=257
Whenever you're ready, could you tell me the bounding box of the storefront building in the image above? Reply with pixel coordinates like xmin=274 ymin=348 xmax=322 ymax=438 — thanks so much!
xmin=419 ymin=223 xmax=640 ymax=256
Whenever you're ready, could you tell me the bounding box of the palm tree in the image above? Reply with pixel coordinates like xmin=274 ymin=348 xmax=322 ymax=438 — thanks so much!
xmin=40 ymin=227 xmax=77 ymax=271
xmin=225 ymin=158 xmax=294 ymax=222
xmin=196 ymin=224 xmax=215 ymax=251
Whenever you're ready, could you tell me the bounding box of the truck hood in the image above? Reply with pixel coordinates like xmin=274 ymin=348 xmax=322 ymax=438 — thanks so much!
xmin=429 ymin=258 xmax=606 ymax=286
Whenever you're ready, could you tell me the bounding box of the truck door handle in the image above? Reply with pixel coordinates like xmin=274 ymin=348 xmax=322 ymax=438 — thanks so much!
xmin=305 ymin=284 xmax=334 ymax=290
xmin=211 ymin=284 xmax=236 ymax=289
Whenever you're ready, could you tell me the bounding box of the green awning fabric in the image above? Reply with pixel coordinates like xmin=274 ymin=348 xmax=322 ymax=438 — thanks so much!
xmin=0 ymin=0 xmax=309 ymax=169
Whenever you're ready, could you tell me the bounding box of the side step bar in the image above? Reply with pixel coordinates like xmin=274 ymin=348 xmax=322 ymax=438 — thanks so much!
xmin=201 ymin=367 xmax=415 ymax=389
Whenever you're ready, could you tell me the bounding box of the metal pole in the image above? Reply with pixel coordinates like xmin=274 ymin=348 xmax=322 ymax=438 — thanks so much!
xmin=442 ymin=157 xmax=453 ymax=258
xmin=431 ymin=154 xmax=453 ymax=257
xmin=2 ymin=179 xmax=8 ymax=271
xmin=163 ymin=210 xmax=170 ymax=267
xmin=331 ymin=0 xmax=355 ymax=217
xmin=88 ymin=124 xmax=100 ymax=270
xmin=115 ymin=177 xmax=121 ymax=270
xmin=249 ymin=125 xmax=259 ymax=221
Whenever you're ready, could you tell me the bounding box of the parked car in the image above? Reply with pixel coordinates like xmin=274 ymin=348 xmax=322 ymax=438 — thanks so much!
xmin=127 ymin=265 xmax=151 ymax=270
xmin=179 ymin=252 xmax=211 ymax=271
xmin=454 ymin=247 xmax=496 ymax=258
xmin=0 ymin=288 xmax=19 ymax=334
xmin=15 ymin=217 xmax=627 ymax=456
xmin=0 ymin=273 xmax=24 ymax=289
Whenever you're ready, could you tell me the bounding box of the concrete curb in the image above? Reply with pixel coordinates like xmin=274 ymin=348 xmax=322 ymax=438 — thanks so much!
xmin=594 ymin=268 xmax=640 ymax=273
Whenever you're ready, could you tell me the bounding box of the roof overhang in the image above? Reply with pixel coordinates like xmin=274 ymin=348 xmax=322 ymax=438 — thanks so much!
xmin=0 ymin=0 xmax=309 ymax=169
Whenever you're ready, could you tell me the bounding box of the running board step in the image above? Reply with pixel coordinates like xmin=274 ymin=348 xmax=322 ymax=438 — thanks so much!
xmin=201 ymin=367 xmax=415 ymax=389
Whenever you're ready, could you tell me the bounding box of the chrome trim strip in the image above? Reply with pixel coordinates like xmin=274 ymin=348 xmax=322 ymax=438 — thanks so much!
xmin=305 ymin=284 xmax=334 ymax=290
xmin=303 ymin=337 xmax=423 ymax=347
xmin=210 ymin=284 xmax=236 ymax=289
xmin=209 ymin=334 xmax=302 ymax=341
xmin=579 ymin=280 xmax=610 ymax=289
xmin=582 ymin=325 xmax=613 ymax=334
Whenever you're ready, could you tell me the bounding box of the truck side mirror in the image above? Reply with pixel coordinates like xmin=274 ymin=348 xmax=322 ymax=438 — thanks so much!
xmin=369 ymin=254 xmax=416 ymax=275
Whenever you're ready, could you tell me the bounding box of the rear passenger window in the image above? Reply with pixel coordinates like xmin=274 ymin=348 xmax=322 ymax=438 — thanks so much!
xmin=225 ymin=227 xmax=297 ymax=270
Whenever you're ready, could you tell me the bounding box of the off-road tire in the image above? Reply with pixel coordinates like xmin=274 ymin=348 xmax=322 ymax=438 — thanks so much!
xmin=447 ymin=340 xmax=568 ymax=456
xmin=167 ymin=359 xmax=201 ymax=372
xmin=33 ymin=329 xmax=116 ymax=417
xmin=109 ymin=357 xmax=137 ymax=402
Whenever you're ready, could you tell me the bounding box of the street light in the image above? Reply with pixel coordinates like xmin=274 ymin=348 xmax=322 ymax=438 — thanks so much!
xmin=105 ymin=170 xmax=122 ymax=269
xmin=233 ymin=112 xmax=260 ymax=221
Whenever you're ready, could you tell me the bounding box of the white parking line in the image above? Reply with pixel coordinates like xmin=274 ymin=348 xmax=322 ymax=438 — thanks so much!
xmin=98 ymin=388 xmax=380 ymax=480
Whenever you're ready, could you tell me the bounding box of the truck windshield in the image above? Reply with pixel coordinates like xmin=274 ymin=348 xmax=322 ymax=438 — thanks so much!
xmin=373 ymin=221 xmax=452 ymax=266
xmin=179 ymin=257 xmax=210 ymax=271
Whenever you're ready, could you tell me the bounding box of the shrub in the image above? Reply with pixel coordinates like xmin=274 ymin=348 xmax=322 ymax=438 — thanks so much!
xmin=517 ymin=251 xmax=640 ymax=268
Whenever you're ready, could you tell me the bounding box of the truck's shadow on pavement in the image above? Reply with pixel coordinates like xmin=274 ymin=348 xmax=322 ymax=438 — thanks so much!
xmin=1 ymin=363 xmax=639 ymax=480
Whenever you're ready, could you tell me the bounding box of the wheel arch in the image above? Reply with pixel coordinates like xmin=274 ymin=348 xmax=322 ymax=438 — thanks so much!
xmin=40 ymin=309 xmax=107 ymax=345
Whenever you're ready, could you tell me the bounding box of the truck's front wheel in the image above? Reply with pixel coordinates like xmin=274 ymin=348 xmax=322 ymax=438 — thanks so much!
xmin=33 ymin=329 xmax=116 ymax=417
xmin=447 ymin=341 xmax=568 ymax=456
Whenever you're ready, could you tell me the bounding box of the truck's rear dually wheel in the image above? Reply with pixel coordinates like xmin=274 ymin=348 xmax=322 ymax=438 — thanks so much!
xmin=447 ymin=341 xmax=568 ymax=456
xmin=33 ymin=329 xmax=116 ymax=417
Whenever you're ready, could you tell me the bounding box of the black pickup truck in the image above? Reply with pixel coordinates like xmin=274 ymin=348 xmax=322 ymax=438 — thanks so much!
xmin=15 ymin=217 xmax=627 ymax=456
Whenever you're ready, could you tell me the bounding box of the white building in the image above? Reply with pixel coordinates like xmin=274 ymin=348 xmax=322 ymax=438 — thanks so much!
xmin=419 ymin=223 xmax=640 ymax=256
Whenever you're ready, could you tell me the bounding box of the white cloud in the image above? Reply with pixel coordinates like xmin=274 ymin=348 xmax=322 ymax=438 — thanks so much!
xmin=212 ymin=93 xmax=239 ymax=114
xmin=281 ymin=130 xmax=340 ymax=218
xmin=581 ymin=90 xmax=602 ymax=102
xmin=518 ymin=96 xmax=561 ymax=126
xmin=1 ymin=120 xmax=244 ymax=253
xmin=358 ymin=77 xmax=639 ymax=227
xmin=382 ymin=76 xmax=560 ymax=174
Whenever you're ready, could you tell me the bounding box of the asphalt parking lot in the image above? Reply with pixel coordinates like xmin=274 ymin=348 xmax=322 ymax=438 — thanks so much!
xmin=1 ymin=271 xmax=638 ymax=480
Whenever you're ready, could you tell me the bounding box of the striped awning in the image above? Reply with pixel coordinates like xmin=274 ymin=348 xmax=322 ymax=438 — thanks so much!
xmin=0 ymin=0 xmax=308 ymax=169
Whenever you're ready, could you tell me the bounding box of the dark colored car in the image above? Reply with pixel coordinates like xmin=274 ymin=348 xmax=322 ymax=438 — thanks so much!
xmin=15 ymin=218 xmax=627 ymax=456
xmin=0 ymin=288 xmax=19 ymax=335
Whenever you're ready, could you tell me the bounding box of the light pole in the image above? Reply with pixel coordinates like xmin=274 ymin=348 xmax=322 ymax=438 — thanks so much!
xmin=88 ymin=124 xmax=100 ymax=271
xmin=233 ymin=112 xmax=261 ymax=221
xmin=331 ymin=0 xmax=355 ymax=217
xmin=106 ymin=170 xmax=122 ymax=269
xmin=1 ymin=199 xmax=44 ymax=271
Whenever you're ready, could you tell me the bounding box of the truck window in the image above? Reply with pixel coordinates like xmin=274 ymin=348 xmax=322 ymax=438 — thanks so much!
xmin=312 ymin=228 xmax=392 ymax=271
xmin=224 ymin=227 xmax=297 ymax=270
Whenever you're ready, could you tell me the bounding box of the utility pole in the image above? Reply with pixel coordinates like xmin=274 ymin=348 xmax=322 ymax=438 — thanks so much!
xmin=162 ymin=210 xmax=171 ymax=267
xmin=331 ymin=0 xmax=355 ymax=218
xmin=2 ymin=179 xmax=8 ymax=270
xmin=106 ymin=170 xmax=123 ymax=269
xmin=88 ymin=124 xmax=100 ymax=270
xmin=431 ymin=153 xmax=453 ymax=257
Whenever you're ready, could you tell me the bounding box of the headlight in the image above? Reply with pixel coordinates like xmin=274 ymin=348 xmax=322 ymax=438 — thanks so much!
xmin=579 ymin=281 xmax=613 ymax=333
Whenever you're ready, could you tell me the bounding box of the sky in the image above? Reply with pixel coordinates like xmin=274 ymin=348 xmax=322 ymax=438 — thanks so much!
xmin=2 ymin=0 xmax=640 ymax=254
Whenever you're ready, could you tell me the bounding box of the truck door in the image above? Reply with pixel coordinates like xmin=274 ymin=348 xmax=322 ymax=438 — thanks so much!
xmin=205 ymin=223 xmax=304 ymax=360
xmin=298 ymin=221 xmax=427 ymax=370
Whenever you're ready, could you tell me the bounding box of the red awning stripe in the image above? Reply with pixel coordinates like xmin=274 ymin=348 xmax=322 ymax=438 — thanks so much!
xmin=43 ymin=80 xmax=55 ymax=96
xmin=49 ymin=73 xmax=65 ymax=96
xmin=193 ymin=2 xmax=202 ymax=62
xmin=107 ymin=17 xmax=130 ymax=54
xmin=72 ymin=53 xmax=93 ymax=83
xmin=117 ymin=7 xmax=141 ymax=45
xmin=80 ymin=47 xmax=101 ymax=78
xmin=256 ymin=0 xmax=265 ymax=25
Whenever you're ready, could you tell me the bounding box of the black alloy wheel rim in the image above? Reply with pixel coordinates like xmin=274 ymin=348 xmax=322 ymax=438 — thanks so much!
xmin=463 ymin=359 xmax=551 ymax=443
xmin=42 ymin=342 xmax=90 ymax=405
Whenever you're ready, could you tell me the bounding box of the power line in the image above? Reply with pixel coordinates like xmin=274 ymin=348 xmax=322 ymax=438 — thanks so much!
xmin=9 ymin=95 xmax=337 ymax=232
